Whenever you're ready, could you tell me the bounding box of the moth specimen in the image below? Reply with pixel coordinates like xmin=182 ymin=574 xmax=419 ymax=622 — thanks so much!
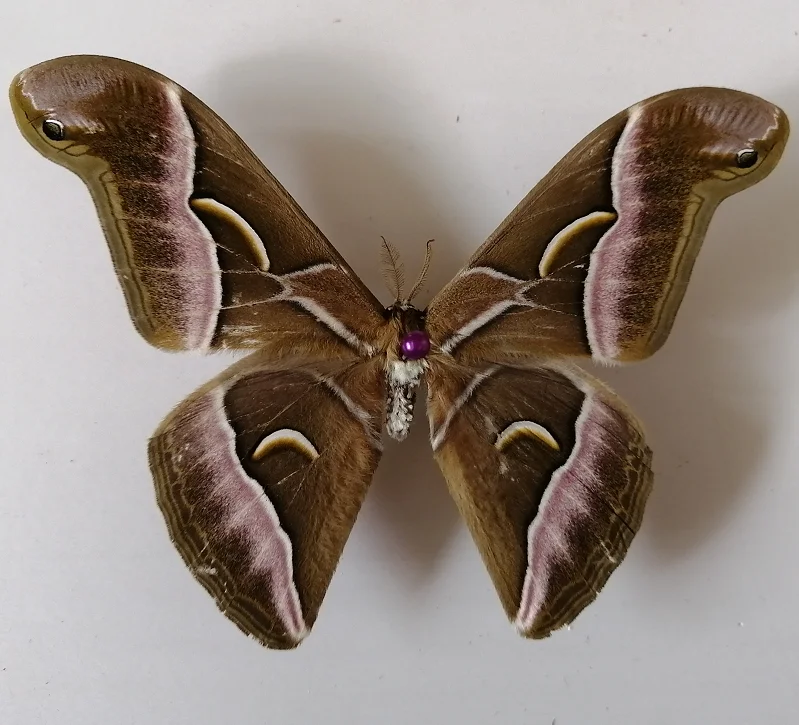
xmin=10 ymin=56 xmax=789 ymax=649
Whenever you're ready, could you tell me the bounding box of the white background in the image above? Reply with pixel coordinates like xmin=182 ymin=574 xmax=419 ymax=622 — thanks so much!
xmin=2 ymin=1 xmax=799 ymax=723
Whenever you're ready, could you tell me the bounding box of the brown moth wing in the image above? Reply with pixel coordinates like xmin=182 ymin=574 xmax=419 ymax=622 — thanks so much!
xmin=426 ymin=88 xmax=789 ymax=365
xmin=10 ymin=55 xmax=384 ymax=356
xmin=426 ymin=357 xmax=652 ymax=638
xmin=149 ymin=349 xmax=385 ymax=649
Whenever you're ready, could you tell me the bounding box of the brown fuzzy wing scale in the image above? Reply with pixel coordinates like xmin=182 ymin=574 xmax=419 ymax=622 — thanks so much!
xmin=426 ymin=87 xmax=789 ymax=365
xmin=426 ymin=358 xmax=653 ymax=638
xmin=10 ymin=55 xmax=384 ymax=356
xmin=149 ymin=352 xmax=385 ymax=649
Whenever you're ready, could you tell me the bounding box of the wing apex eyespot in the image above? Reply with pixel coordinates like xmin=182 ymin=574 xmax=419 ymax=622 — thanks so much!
xmin=42 ymin=118 xmax=65 ymax=141
xmin=736 ymin=148 xmax=758 ymax=169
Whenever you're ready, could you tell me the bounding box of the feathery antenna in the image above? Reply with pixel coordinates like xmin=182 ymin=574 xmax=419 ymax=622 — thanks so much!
xmin=406 ymin=239 xmax=434 ymax=304
xmin=380 ymin=236 xmax=405 ymax=302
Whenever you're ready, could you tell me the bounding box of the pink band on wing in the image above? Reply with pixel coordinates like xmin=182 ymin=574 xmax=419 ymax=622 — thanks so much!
xmin=188 ymin=388 xmax=307 ymax=643
xmin=515 ymin=392 xmax=616 ymax=634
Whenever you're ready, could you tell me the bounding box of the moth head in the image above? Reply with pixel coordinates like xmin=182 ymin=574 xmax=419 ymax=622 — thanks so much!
xmin=10 ymin=55 xmax=175 ymax=172
xmin=382 ymin=302 xmax=430 ymax=361
xmin=664 ymin=88 xmax=790 ymax=186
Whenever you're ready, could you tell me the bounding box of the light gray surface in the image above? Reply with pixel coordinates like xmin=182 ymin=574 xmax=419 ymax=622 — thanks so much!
xmin=2 ymin=1 xmax=798 ymax=723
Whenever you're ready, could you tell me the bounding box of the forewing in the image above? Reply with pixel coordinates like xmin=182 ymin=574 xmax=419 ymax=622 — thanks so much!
xmin=426 ymin=359 xmax=652 ymax=638
xmin=10 ymin=55 xmax=384 ymax=356
xmin=426 ymin=87 xmax=789 ymax=364
xmin=149 ymin=352 xmax=385 ymax=649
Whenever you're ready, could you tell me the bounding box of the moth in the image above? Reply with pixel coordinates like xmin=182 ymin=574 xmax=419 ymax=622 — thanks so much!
xmin=10 ymin=56 xmax=789 ymax=649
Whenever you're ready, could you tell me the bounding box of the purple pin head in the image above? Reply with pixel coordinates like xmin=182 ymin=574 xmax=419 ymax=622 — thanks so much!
xmin=400 ymin=330 xmax=431 ymax=360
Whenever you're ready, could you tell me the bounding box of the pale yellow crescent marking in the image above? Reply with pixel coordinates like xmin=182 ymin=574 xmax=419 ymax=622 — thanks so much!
xmin=495 ymin=420 xmax=560 ymax=452
xmin=252 ymin=429 xmax=319 ymax=461
xmin=191 ymin=197 xmax=271 ymax=271
xmin=538 ymin=211 xmax=617 ymax=278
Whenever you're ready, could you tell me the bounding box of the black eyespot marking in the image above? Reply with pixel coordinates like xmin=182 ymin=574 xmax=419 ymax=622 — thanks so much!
xmin=736 ymin=149 xmax=758 ymax=169
xmin=42 ymin=119 xmax=65 ymax=141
